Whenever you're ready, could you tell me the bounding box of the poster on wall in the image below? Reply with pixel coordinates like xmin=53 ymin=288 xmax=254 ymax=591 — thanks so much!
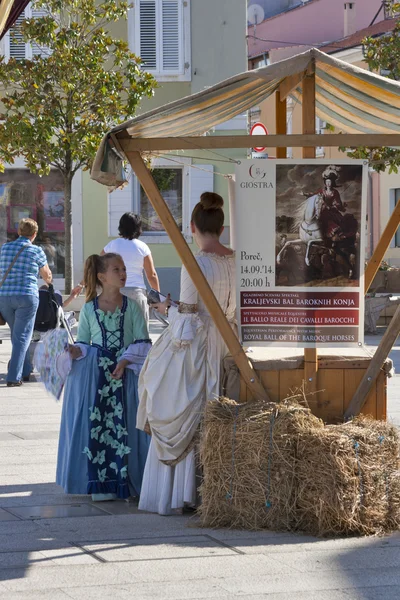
xmin=43 ymin=190 xmax=65 ymax=232
xmin=234 ymin=160 xmax=368 ymax=347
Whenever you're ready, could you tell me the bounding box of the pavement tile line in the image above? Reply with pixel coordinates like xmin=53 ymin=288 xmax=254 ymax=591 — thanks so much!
xmin=4 ymin=503 xmax=115 ymax=520
xmin=0 ymin=507 xmax=24 ymax=520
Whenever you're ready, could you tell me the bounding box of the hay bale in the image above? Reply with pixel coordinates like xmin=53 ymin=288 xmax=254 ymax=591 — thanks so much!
xmin=198 ymin=397 xmax=322 ymax=531
xmin=198 ymin=397 xmax=400 ymax=536
xmin=295 ymin=418 xmax=400 ymax=536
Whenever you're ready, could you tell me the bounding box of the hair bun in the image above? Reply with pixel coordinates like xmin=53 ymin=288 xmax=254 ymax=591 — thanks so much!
xmin=200 ymin=192 xmax=224 ymax=211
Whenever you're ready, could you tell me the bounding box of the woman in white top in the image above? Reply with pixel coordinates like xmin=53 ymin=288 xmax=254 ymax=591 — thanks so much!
xmin=103 ymin=213 xmax=159 ymax=324
xmin=137 ymin=192 xmax=235 ymax=515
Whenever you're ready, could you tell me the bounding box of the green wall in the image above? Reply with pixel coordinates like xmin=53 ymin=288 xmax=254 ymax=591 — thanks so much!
xmin=81 ymin=0 xmax=247 ymax=269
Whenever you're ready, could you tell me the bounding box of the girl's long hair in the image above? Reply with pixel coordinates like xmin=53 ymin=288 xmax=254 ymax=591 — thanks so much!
xmin=83 ymin=253 xmax=121 ymax=302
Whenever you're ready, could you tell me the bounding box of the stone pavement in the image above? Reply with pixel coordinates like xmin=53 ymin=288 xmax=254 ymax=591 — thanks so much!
xmin=0 ymin=324 xmax=400 ymax=599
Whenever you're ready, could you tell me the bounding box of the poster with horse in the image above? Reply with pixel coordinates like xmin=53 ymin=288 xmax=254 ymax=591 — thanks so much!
xmin=234 ymin=160 xmax=367 ymax=348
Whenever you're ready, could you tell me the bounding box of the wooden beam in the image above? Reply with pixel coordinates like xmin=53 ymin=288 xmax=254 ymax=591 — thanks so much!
xmin=365 ymin=199 xmax=400 ymax=292
xmin=278 ymin=70 xmax=305 ymax=101
xmin=117 ymin=134 xmax=400 ymax=153
xmin=344 ymin=304 xmax=400 ymax=419
xmin=275 ymin=91 xmax=286 ymax=159
xmin=126 ymin=150 xmax=269 ymax=403
xmin=318 ymin=358 xmax=372 ymax=369
xmin=302 ymin=68 xmax=318 ymax=392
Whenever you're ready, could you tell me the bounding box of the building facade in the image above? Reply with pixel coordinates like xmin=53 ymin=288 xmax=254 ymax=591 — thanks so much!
xmin=247 ymin=0 xmax=400 ymax=267
xmin=0 ymin=0 xmax=247 ymax=293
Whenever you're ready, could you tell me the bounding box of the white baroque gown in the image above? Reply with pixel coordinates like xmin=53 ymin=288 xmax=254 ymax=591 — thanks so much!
xmin=137 ymin=251 xmax=236 ymax=515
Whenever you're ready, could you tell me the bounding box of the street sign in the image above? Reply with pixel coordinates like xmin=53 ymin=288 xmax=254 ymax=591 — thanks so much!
xmin=250 ymin=122 xmax=268 ymax=152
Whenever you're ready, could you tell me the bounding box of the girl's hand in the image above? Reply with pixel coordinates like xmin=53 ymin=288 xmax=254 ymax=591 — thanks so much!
xmin=111 ymin=359 xmax=130 ymax=379
xmin=150 ymin=294 xmax=171 ymax=315
xmin=70 ymin=284 xmax=83 ymax=299
xmin=68 ymin=344 xmax=82 ymax=360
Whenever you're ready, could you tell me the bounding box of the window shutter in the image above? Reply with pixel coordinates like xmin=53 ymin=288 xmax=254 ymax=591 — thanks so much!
xmin=139 ymin=0 xmax=157 ymax=69
xmin=108 ymin=179 xmax=133 ymax=237
xmin=187 ymin=165 xmax=214 ymax=235
xmin=31 ymin=7 xmax=49 ymax=57
xmin=161 ymin=0 xmax=181 ymax=72
xmin=9 ymin=12 xmax=26 ymax=60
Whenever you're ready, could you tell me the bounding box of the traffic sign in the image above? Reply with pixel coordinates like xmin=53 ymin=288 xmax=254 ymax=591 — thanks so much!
xmin=250 ymin=122 xmax=268 ymax=152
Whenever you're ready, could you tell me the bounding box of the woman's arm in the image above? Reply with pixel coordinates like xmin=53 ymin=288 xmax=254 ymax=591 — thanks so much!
xmin=39 ymin=264 xmax=53 ymax=284
xmin=63 ymin=284 xmax=83 ymax=308
xmin=178 ymin=264 xmax=199 ymax=311
xmin=143 ymin=254 xmax=160 ymax=291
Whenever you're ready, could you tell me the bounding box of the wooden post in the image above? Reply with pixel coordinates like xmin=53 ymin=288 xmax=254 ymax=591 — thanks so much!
xmin=275 ymin=90 xmax=286 ymax=159
xmin=302 ymin=65 xmax=318 ymax=390
xmin=126 ymin=150 xmax=269 ymax=402
xmin=344 ymin=304 xmax=400 ymax=419
xmin=365 ymin=200 xmax=400 ymax=292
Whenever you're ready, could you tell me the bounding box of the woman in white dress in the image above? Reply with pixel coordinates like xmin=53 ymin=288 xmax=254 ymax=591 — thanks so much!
xmin=137 ymin=192 xmax=235 ymax=515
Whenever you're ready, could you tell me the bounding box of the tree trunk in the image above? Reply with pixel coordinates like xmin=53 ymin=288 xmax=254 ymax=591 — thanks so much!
xmin=64 ymin=174 xmax=73 ymax=294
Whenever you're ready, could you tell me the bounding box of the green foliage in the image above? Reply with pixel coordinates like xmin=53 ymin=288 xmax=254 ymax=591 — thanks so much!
xmin=152 ymin=168 xmax=176 ymax=193
xmin=343 ymin=2 xmax=400 ymax=172
xmin=0 ymin=0 xmax=156 ymax=177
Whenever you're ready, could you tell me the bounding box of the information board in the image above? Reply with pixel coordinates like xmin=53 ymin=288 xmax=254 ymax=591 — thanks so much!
xmin=234 ymin=160 xmax=367 ymax=347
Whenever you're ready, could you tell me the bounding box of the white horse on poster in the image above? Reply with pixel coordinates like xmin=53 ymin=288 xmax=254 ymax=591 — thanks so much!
xmin=276 ymin=192 xmax=324 ymax=267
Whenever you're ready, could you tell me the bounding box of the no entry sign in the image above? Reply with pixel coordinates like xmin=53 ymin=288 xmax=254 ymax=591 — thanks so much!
xmin=250 ymin=122 xmax=268 ymax=152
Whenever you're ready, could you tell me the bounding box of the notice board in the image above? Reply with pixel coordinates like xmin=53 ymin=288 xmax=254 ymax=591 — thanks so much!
xmin=234 ymin=160 xmax=367 ymax=347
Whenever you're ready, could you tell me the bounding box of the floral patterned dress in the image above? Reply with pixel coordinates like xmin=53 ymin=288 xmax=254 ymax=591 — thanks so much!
xmin=56 ymin=296 xmax=151 ymax=498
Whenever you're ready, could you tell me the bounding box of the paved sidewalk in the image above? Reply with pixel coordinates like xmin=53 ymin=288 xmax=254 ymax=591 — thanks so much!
xmin=0 ymin=325 xmax=400 ymax=599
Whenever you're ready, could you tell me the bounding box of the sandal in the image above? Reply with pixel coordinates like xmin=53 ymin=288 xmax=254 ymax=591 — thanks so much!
xmin=6 ymin=381 xmax=22 ymax=387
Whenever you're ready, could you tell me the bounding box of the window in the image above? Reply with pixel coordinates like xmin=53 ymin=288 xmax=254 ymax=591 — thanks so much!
xmin=390 ymin=189 xmax=400 ymax=248
xmin=251 ymin=56 xmax=270 ymax=70
xmin=108 ymin=158 xmax=213 ymax=241
xmin=0 ymin=169 xmax=66 ymax=279
xmin=3 ymin=3 xmax=49 ymax=61
xmin=131 ymin=0 xmax=191 ymax=81
xmin=140 ymin=168 xmax=183 ymax=232
xmin=316 ymin=117 xmax=326 ymax=158
xmin=286 ymin=97 xmax=294 ymax=158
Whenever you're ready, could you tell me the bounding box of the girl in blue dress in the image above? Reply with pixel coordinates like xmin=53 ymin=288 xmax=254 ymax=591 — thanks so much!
xmin=56 ymin=253 xmax=151 ymax=500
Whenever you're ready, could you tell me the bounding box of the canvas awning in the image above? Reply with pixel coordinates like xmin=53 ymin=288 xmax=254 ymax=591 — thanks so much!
xmin=0 ymin=0 xmax=29 ymax=40
xmin=92 ymin=47 xmax=400 ymax=187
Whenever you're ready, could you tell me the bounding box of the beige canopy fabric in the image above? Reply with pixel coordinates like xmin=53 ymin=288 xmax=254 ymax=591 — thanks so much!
xmin=91 ymin=47 xmax=400 ymax=188
xmin=0 ymin=0 xmax=30 ymax=40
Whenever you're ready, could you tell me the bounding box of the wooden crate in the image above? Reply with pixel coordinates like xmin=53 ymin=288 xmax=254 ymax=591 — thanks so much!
xmin=230 ymin=357 xmax=388 ymax=423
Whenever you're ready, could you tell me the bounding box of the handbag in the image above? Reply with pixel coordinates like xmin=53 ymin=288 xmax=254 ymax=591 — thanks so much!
xmin=0 ymin=243 xmax=30 ymax=325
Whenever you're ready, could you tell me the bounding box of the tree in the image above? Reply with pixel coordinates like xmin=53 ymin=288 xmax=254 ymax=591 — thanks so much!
xmin=0 ymin=0 xmax=156 ymax=292
xmin=342 ymin=2 xmax=400 ymax=173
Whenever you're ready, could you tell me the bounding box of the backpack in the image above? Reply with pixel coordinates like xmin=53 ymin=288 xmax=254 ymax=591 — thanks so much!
xmin=34 ymin=284 xmax=61 ymax=332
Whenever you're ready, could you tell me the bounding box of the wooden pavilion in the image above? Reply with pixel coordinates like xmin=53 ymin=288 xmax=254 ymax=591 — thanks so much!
xmin=92 ymin=48 xmax=400 ymax=421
